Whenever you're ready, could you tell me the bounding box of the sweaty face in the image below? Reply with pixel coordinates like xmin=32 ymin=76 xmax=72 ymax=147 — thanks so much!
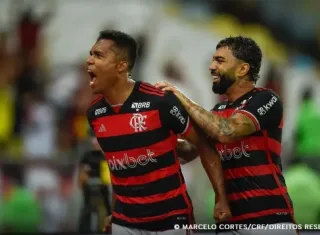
xmin=86 ymin=39 xmax=119 ymax=94
xmin=209 ymin=47 xmax=237 ymax=95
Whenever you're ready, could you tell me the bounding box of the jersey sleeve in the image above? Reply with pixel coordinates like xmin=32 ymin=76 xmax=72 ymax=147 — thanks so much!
xmin=160 ymin=91 xmax=192 ymax=136
xmin=234 ymin=90 xmax=283 ymax=130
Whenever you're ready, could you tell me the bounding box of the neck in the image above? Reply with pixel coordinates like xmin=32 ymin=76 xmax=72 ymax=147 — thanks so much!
xmin=103 ymin=76 xmax=135 ymax=105
xmin=225 ymin=80 xmax=255 ymax=102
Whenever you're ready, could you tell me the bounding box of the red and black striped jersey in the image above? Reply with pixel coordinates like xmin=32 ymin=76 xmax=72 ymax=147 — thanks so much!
xmin=212 ymin=88 xmax=295 ymax=231
xmin=87 ymin=81 xmax=194 ymax=231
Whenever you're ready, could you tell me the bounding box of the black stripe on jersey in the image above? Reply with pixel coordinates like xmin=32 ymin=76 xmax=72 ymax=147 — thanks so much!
xmin=112 ymin=151 xmax=176 ymax=178
xmin=114 ymin=195 xmax=188 ymax=218
xmin=113 ymin=173 xmax=181 ymax=197
xmin=230 ymin=195 xmax=288 ymax=217
xmin=221 ymin=151 xmax=269 ymax=169
xmin=267 ymin=129 xmax=282 ymax=143
xmin=178 ymin=168 xmax=186 ymax=185
xmin=112 ymin=213 xmax=190 ymax=231
xmin=276 ymin=173 xmax=287 ymax=188
xmin=270 ymin=152 xmax=282 ymax=170
xmin=248 ymin=131 xmax=264 ymax=137
xmin=226 ymin=174 xmax=279 ymax=194
xmin=98 ymin=128 xmax=170 ymax=152
xmin=222 ymin=151 xmax=282 ymax=169
xmin=243 ymin=130 xmax=282 ymax=143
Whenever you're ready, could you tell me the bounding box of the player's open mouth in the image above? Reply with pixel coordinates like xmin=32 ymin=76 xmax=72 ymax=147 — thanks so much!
xmin=211 ymin=71 xmax=220 ymax=82
xmin=87 ymin=69 xmax=97 ymax=86
xmin=212 ymin=75 xmax=220 ymax=82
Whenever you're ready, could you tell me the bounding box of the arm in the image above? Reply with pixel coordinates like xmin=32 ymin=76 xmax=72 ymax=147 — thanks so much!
xmin=160 ymin=91 xmax=228 ymax=201
xmin=183 ymin=126 xmax=227 ymax=202
xmin=157 ymin=83 xmax=283 ymax=143
xmin=182 ymin=100 xmax=256 ymax=143
xmin=176 ymin=139 xmax=199 ymax=164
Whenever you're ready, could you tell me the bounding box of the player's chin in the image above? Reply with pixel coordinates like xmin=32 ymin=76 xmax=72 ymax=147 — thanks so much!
xmin=91 ymin=87 xmax=103 ymax=95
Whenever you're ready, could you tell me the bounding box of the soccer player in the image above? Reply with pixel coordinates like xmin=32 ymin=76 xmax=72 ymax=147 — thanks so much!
xmin=86 ymin=30 xmax=231 ymax=235
xmin=155 ymin=36 xmax=298 ymax=235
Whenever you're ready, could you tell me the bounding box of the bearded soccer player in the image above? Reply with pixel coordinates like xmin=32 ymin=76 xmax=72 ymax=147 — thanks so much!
xmin=156 ymin=36 xmax=297 ymax=235
xmin=86 ymin=30 xmax=231 ymax=235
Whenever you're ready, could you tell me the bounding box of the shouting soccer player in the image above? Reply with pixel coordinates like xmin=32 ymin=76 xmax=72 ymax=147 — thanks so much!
xmin=156 ymin=36 xmax=298 ymax=235
xmin=86 ymin=30 xmax=231 ymax=235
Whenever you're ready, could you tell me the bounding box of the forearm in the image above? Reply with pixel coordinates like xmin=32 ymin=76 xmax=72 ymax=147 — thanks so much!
xmin=183 ymin=99 xmax=233 ymax=141
xmin=176 ymin=139 xmax=199 ymax=164
xmin=198 ymin=144 xmax=227 ymax=201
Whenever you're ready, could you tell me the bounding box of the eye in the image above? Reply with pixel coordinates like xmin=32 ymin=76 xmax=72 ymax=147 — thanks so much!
xmin=217 ymin=59 xmax=224 ymax=64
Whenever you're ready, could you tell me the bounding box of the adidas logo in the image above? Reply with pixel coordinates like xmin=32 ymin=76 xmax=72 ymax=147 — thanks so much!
xmin=98 ymin=124 xmax=106 ymax=133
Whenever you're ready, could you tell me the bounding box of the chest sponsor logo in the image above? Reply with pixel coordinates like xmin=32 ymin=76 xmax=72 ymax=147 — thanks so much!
xmin=108 ymin=149 xmax=156 ymax=171
xmin=130 ymin=113 xmax=147 ymax=132
xmin=217 ymin=141 xmax=250 ymax=161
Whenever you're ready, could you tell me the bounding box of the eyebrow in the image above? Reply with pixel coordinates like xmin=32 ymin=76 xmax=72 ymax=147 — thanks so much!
xmin=213 ymin=55 xmax=226 ymax=61
xmin=89 ymin=50 xmax=104 ymax=56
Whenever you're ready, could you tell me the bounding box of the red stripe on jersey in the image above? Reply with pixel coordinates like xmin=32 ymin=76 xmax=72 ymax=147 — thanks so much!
xmin=263 ymin=130 xmax=296 ymax=223
xmin=111 ymin=163 xmax=179 ymax=186
xmin=139 ymin=87 xmax=164 ymax=96
xmin=181 ymin=118 xmax=192 ymax=137
xmin=174 ymin=149 xmax=194 ymax=224
xmin=224 ymin=164 xmax=281 ymax=180
xmin=212 ymin=108 xmax=235 ymax=118
xmin=230 ymin=208 xmax=292 ymax=222
xmin=141 ymin=83 xmax=165 ymax=93
xmin=105 ymin=134 xmax=177 ymax=163
xmin=88 ymin=95 xmax=103 ymax=108
xmin=235 ymin=110 xmax=260 ymax=131
xmin=215 ymin=136 xmax=281 ymax=157
xmin=228 ymin=186 xmax=287 ymax=201
xmin=113 ymin=209 xmax=190 ymax=223
xmin=93 ymin=110 xmax=161 ymax=138
xmin=116 ymin=184 xmax=187 ymax=204
xmin=279 ymin=116 xmax=284 ymax=128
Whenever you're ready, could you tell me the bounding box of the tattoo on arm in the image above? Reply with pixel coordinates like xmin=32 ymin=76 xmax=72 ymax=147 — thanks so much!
xmin=183 ymin=98 xmax=256 ymax=141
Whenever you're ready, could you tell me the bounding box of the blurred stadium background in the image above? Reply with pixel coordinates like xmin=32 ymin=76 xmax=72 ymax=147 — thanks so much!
xmin=0 ymin=0 xmax=319 ymax=233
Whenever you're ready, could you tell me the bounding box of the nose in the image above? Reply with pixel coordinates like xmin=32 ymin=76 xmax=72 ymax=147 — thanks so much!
xmin=209 ymin=61 xmax=217 ymax=71
xmin=87 ymin=55 xmax=94 ymax=65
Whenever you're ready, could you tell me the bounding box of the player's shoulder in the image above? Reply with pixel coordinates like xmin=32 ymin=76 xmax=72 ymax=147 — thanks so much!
xmin=252 ymin=87 xmax=282 ymax=102
xmin=138 ymin=82 xmax=165 ymax=98
xmin=137 ymin=82 xmax=168 ymax=103
xmin=87 ymin=95 xmax=106 ymax=119
xmin=253 ymin=87 xmax=280 ymax=97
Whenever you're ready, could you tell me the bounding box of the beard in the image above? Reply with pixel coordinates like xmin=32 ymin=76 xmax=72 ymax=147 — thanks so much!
xmin=212 ymin=73 xmax=236 ymax=95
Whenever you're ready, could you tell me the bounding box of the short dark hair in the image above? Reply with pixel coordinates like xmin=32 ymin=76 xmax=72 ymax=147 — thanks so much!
xmin=216 ymin=36 xmax=262 ymax=82
xmin=97 ymin=30 xmax=138 ymax=71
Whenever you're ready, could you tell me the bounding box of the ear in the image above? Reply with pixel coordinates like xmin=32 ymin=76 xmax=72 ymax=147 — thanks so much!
xmin=237 ymin=63 xmax=250 ymax=77
xmin=117 ymin=61 xmax=128 ymax=73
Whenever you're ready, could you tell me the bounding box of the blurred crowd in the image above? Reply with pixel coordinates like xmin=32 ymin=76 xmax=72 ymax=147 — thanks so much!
xmin=0 ymin=0 xmax=319 ymax=233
